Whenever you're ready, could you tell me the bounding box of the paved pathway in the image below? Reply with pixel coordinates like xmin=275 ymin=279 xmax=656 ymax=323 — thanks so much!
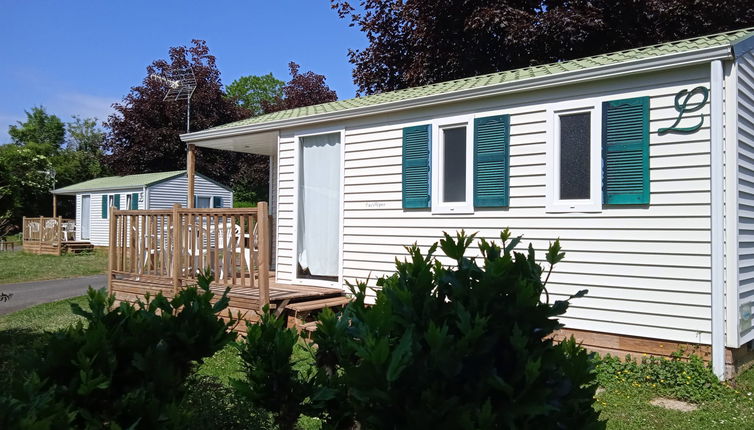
xmin=0 ymin=275 xmax=106 ymax=315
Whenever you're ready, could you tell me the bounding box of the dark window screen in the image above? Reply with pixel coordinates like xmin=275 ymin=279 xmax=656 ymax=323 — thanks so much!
xmin=559 ymin=113 xmax=591 ymax=200
xmin=443 ymin=127 xmax=467 ymax=202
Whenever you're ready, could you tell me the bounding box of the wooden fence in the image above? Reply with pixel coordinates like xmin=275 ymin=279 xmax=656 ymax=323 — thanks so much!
xmin=107 ymin=202 xmax=270 ymax=308
xmin=22 ymin=216 xmax=75 ymax=255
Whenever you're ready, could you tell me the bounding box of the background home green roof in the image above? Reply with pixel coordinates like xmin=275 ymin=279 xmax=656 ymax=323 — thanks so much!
xmin=206 ymin=27 xmax=753 ymax=132
xmin=53 ymin=171 xmax=186 ymax=194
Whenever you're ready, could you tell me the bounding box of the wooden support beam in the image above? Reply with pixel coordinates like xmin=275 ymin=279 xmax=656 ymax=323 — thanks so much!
xmin=187 ymin=144 xmax=196 ymax=208
xmin=108 ymin=210 xmax=117 ymax=295
xmin=172 ymin=203 xmax=182 ymax=295
xmin=257 ymin=201 xmax=270 ymax=310
xmin=52 ymin=194 xmax=57 ymax=218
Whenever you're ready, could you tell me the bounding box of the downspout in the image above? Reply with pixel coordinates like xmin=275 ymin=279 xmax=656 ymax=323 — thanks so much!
xmin=710 ymin=59 xmax=726 ymax=379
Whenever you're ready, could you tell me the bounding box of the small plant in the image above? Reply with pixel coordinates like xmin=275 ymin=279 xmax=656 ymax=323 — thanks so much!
xmin=595 ymin=351 xmax=726 ymax=402
xmin=0 ymin=270 xmax=237 ymax=429
xmin=237 ymin=230 xmax=604 ymax=429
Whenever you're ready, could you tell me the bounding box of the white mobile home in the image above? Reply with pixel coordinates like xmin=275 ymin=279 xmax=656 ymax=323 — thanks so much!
xmin=53 ymin=170 xmax=233 ymax=246
xmin=181 ymin=28 xmax=754 ymax=377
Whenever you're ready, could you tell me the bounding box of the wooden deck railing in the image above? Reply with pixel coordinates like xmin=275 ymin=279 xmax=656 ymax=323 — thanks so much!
xmin=22 ymin=216 xmax=76 ymax=254
xmin=107 ymin=202 xmax=270 ymax=308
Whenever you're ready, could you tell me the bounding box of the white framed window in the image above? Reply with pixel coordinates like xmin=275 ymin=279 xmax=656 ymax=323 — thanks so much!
xmin=546 ymin=102 xmax=602 ymax=212
xmin=432 ymin=115 xmax=474 ymax=214
xmin=195 ymin=195 xmax=212 ymax=208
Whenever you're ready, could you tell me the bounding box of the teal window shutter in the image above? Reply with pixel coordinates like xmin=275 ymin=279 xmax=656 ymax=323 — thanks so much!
xmin=194 ymin=196 xmax=199 ymax=208
xmin=113 ymin=194 xmax=120 ymax=209
xmin=474 ymin=114 xmax=510 ymax=207
xmin=213 ymin=196 xmax=222 ymax=208
xmin=131 ymin=193 xmax=139 ymax=209
xmin=402 ymin=124 xmax=431 ymax=208
xmin=602 ymin=97 xmax=650 ymax=205
xmin=101 ymin=195 xmax=108 ymax=219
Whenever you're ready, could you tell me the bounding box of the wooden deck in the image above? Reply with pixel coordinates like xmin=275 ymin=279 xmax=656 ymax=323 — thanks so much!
xmin=108 ymin=203 xmax=348 ymax=329
xmin=22 ymin=216 xmax=92 ymax=255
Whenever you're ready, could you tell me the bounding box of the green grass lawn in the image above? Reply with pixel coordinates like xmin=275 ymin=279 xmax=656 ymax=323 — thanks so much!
xmin=0 ymin=248 xmax=108 ymax=284
xmin=3 ymin=296 xmax=754 ymax=429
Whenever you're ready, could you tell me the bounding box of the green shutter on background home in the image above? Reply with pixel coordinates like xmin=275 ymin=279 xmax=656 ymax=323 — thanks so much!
xmin=474 ymin=114 xmax=510 ymax=207
xmin=213 ymin=196 xmax=222 ymax=208
xmin=113 ymin=194 xmax=120 ymax=209
xmin=402 ymin=124 xmax=432 ymax=208
xmin=602 ymin=97 xmax=650 ymax=205
xmin=131 ymin=193 xmax=139 ymax=209
xmin=101 ymin=195 xmax=108 ymax=218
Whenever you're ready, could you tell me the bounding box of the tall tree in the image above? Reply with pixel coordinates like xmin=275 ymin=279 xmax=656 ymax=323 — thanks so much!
xmin=332 ymin=0 xmax=754 ymax=94
xmin=0 ymin=145 xmax=54 ymax=225
xmin=226 ymin=73 xmax=285 ymax=116
xmin=103 ymin=40 xmax=255 ymax=186
xmin=8 ymin=106 xmax=65 ymax=154
xmin=263 ymin=62 xmax=338 ymax=112
xmin=66 ymin=115 xmax=105 ymax=155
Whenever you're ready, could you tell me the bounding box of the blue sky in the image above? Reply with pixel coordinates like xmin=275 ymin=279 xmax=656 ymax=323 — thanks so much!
xmin=0 ymin=1 xmax=365 ymax=142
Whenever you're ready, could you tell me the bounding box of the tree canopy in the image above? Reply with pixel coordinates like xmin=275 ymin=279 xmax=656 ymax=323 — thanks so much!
xmin=103 ymin=39 xmax=252 ymax=181
xmin=226 ymin=73 xmax=285 ymax=116
xmin=8 ymin=107 xmax=66 ymax=154
xmin=0 ymin=107 xmax=107 ymax=227
xmin=262 ymin=62 xmax=338 ymax=112
xmin=332 ymin=0 xmax=754 ymax=94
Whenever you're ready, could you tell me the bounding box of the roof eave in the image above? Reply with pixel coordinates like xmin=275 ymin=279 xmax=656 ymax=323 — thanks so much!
xmin=52 ymin=185 xmax=147 ymax=195
xmin=180 ymin=44 xmax=733 ymax=144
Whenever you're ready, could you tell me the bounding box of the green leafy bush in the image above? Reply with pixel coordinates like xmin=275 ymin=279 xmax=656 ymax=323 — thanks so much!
xmin=235 ymin=307 xmax=316 ymax=430
xmin=238 ymin=230 xmax=604 ymax=429
xmin=0 ymin=271 xmax=236 ymax=429
xmin=595 ymin=351 xmax=725 ymax=402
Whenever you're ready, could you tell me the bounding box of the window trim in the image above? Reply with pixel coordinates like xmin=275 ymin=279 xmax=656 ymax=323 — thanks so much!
xmin=431 ymin=114 xmax=474 ymax=214
xmin=195 ymin=195 xmax=212 ymax=209
xmin=546 ymin=102 xmax=603 ymax=213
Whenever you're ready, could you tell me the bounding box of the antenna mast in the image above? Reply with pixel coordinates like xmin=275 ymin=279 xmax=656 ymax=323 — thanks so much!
xmin=151 ymin=67 xmax=197 ymax=133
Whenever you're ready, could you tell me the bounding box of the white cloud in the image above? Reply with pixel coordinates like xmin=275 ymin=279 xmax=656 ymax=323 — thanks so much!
xmin=48 ymin=92 xmax=117 ymax=124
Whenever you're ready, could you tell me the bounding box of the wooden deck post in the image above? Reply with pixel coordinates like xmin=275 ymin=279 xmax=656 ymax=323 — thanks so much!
xmin=187 ymin=144 xmax=196 ymax=209
xmin=52 ymin=194 xmax=57 ymax=218
xmin=56 ymin=216 xmax=62 ymax=255
xmin=108 ymin=210 xmax=117 ymax=295
xmin=257 ymin=201 xmax=270 ymax=309
xmin=172 ymin=203 xmax=182 ymax=295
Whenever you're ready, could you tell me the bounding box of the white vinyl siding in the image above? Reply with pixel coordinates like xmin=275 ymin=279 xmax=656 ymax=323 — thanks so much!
xmin=736 ymin=49 xmax=754 ymax=344
xmin=147 ymin=174 xmax=232 ymax=210
xmin=272 ymin=65 xmax=715 ymax=345
xmin=77 ymin=189 xmax=143 ymax=246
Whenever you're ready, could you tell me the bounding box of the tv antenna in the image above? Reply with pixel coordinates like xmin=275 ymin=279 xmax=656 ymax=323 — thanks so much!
xmin=150 ymin=67 xmax=197 ymax=133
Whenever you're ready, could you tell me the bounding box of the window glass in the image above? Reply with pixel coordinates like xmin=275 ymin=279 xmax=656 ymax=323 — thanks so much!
xmin=442 ymin=126 xmax=467 ymax=203
xmin=196 ymin=196 xmax=211 ymax=208
xmin=559 ymin=113 xmax=591 ymax=200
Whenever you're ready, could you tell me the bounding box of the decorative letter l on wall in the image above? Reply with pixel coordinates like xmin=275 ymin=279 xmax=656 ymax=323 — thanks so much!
xmin=658 ymin=86 xmax=709 ymax=135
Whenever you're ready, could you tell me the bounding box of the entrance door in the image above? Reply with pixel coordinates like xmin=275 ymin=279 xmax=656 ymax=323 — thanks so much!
xmin=81 ymin=195 xmax=91 ymax=240
xmin=297 ymin=133 xmax=340 ymax=281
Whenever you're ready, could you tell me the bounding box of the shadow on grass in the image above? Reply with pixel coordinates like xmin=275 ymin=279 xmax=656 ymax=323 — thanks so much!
xmin=0 ymin=327 xmax=56 ymax=387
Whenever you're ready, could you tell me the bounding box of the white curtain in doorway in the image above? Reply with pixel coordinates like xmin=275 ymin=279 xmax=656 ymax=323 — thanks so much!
xmin=298 ymin=133 xmax=341 ymax=277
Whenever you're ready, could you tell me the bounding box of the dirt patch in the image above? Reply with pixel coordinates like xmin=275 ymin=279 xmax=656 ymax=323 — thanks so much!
xmin=649 ymin=397 xmax=698 ymax=412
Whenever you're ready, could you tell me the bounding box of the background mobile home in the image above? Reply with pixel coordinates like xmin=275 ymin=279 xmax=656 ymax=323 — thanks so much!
xmin=52 ymin=170 xmax=233 ymax=246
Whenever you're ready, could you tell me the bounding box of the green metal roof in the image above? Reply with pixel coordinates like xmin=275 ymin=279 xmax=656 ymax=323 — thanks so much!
xmin=53 ymin=171 xmax=186 ymax=195
xmin=207 ymin=27 xmax=753 ymax=132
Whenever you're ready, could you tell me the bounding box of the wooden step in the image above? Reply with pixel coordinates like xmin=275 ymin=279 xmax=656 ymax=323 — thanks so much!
xmin=285 ymin=296 xmax=351 ymax=313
